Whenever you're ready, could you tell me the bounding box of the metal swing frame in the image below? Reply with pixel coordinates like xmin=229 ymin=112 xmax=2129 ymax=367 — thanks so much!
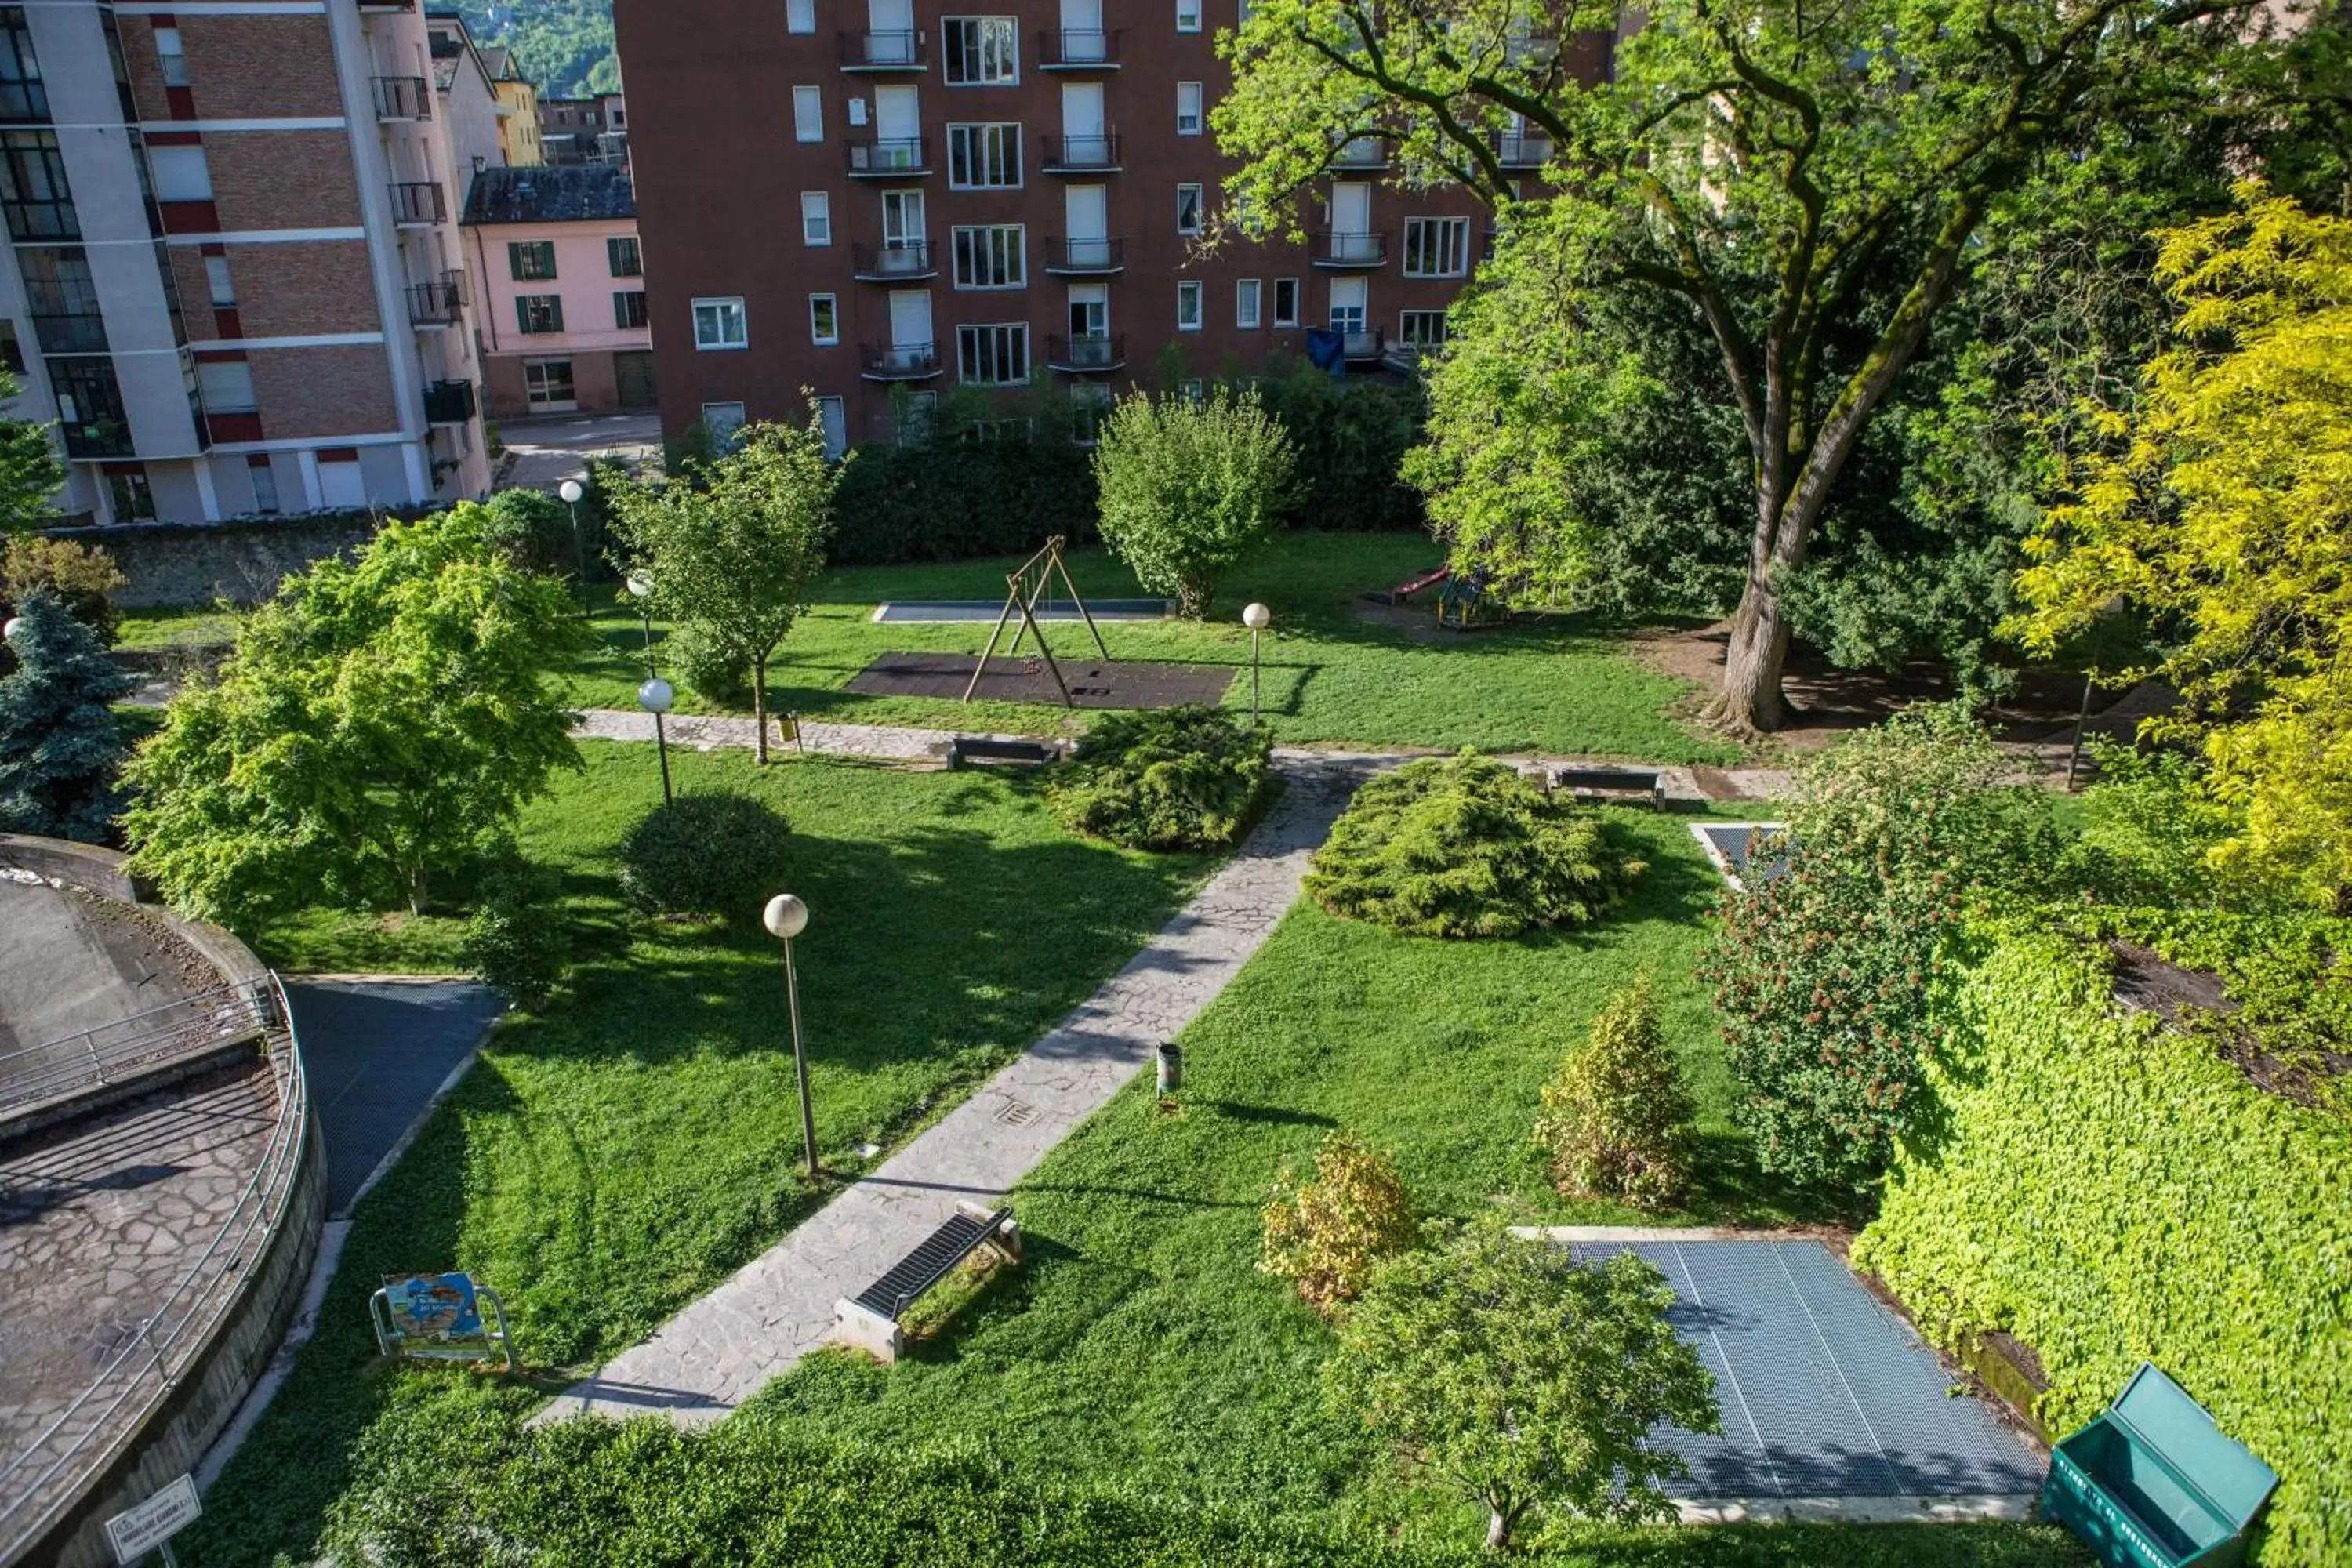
xmin=960 ymin=535 xmax=1110 ymax=706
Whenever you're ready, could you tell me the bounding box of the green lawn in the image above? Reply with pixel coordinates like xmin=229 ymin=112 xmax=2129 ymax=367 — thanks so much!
xmin=184 ymin=742 xmax=1210 ymax=1566
xmin=559 ymin=534 xmax=1739 ymax=764
xmin=115 ymin=602 xmax=240 ymax=652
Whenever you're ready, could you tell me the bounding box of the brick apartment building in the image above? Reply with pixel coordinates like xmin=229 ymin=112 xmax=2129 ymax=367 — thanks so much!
xmin=0 ymin=0 xmax=499 ymax=526
xmin=614 ymin=0 xmax=1555 ymax=453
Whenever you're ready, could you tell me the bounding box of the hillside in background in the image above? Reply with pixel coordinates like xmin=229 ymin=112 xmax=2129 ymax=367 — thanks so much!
xmin=458 ymin=0 xmax=619 ymax=99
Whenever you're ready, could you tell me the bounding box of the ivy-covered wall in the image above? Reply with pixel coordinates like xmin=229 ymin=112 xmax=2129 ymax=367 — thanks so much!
xmin=1854 ymin=932 xmax=2352 ymax=1566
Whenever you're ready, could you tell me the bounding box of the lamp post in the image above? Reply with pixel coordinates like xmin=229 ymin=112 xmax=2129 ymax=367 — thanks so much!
xmin=763 ymin=893 xmax=820 ymax=1180
xmin=626 ymin=572 xmax=656 ymax=678
xmin=558 ymin=478 xmax=586 ymax=616
xmin=1242 ymin=602 xmax=1271 ymax=724
xmin=637 ymin=676 xmax=676 ymax=807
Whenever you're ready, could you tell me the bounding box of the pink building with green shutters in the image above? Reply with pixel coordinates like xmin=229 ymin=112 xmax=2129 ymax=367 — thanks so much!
xmin=461 ymin=164 xmax=658 ymax=419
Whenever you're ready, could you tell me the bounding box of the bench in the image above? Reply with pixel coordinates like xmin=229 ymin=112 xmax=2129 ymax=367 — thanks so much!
xmin=1549 ymin=765 xmax=1667 ymax=808
xmin=829 ymin=1203 xmax=1022 ymax=1364
xmin=948 ymin=735 xmax=1059 ymax=770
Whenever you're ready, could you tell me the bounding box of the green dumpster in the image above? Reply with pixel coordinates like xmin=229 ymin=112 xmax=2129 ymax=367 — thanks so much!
xmin=2042 ymin=1362 xmax=2278 ymax=1568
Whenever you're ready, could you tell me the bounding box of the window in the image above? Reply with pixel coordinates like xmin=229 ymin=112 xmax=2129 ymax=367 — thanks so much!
xmin=785 ymin=0 xmax=815 ymax=32
xmin=154 ymin=27 xmax=187 ymax=88
xmin=1181 ymin=378 xmax=1205 ymax=404
xmin=1176 ymin=82 xmax=1203 ymax=136
xmin=702 ymin=401 xmax=748 ymax=441
xmin=1176 ymin=0 xmax=1202 ymax=31
xmin=1071 ymin=383 xmax=1112 ymax=445
xmin=1403 ymin=216 xmax=1470 ymax=278
xmin=897 ymin=390 xmax=938 ymax=444
xmin=0 ymin=321 xmax=20 ymax=375
xmin=248 ymin=457 xmax=280 ymax=515
xmin=815 ymin=395 xmax=847 ymax=459
xmin=106 ymin=468 xmax=154 ymax=522
xmin=1399 ymin=309 xmax=1448 ymax=348
xmin=809 ymin=292 xmax=838 ymax=344
xmin=946 ymin=123 xmax=1021 ymax=188
xmin=0 ymin=12 xmax=50 ymax=123
xmin=1272 ymin=276 xmax=1299 ymax=326
xmin=195 ymin=358 xmax=255 ymax=413
xmin=1175 ymin=183 xmax=1202 ymax=235
xmin=692 ymin=296 xmax=747 ymax=350
xmin=956 ymin=321 xmax=1029 ymax=385
xmin=516 ymin=293 xmax=564 ymax=333
xmin=509 ymin=240 xmax=557 ymax=281
xmin=942 ymin=18 xmax=1018 ymax=85
xmin=204 ymin=255 xmax=235 ymax=307
xmin=793 ymin=85 xmax=823 ymax=143
xmin=800 ymin=190 xmax=831 ymax=245
xmin=0 ymin=132 xmax=78 ymax=241
xmin=613 ymin=289 xmax=648 ymax=328
xmin=952 ymin=223 xmax=1024 ymax=289
xmin=147 ymin=143 xmax=211 ymax=202
xmin=1236 ymin=278 xmax=1261 ymax=329
xmin=524 ymin=358 xmax=577 ymax=411
xmin=608 ymin=236 xmax=642 ymax=277
xmin=1175 ymin=279 xmax=1201 ymax=331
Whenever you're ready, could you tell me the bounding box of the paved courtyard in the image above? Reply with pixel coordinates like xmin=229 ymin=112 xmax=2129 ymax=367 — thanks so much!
xmin=285 ymin=981 xmax=500 ymax=1216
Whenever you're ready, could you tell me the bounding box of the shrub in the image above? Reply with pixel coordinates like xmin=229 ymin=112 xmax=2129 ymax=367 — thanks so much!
xmin=666 ymin=620 xmax=752 ymax=708
xmin=1047 ymin=706 xmax=1271 ymax=851
xmin=830 ymin=392 xmax=1097 ymax=566
xmin=616 ymin=792 xmax=791 ymax=921
xmin=1093 ymin=387 xmax=1298 ymax=616
xmin=477 ymin=488 xmax=577 ymax=577
xmin=1255 ymin=362 xmax=1425 ymax=532
xmin=459 ymin=859 xmax=570 ymax=1011
xmin=1534 ymin=978 xmax=1696 ymax=1208
xmin=1260 ymin=1129 xmax=1417 ymax=1313
xmin=0 ymin=588 xmax=133 ymax=841
xmin=3 ymin=533 xmax=127 ymax=643
xmin=1305 ymin=751 xmax=1642 ymax=938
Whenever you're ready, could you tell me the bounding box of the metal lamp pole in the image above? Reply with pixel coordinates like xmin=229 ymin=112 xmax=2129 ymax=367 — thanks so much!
xmin=626 ymin=572 xmax=656 ymax=678
xmin=558 ymin=478 xmax=587 ymax=617
xmin=763 ymin=894 xmax=820 ymax=1179
xmin=638 ymin=677 xmax=676 ymax=807
xmin=1242 ymin=602 xmax=1271 ymax=724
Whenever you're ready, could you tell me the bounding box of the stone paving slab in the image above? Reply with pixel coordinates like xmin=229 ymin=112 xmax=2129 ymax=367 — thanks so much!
xmin=536 ymin=753 xmax=1378 ymax=1427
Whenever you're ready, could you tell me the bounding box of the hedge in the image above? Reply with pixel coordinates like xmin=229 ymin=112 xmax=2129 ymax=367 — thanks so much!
xmin=1853 ymin=929 xmax=2352 ymax=1566
xmin=831 ymin=432 xmax=1095 ymax=565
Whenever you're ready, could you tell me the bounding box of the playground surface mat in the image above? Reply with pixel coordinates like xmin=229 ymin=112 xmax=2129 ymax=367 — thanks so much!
xmin=870 ymin=599 xmax=1174 ymax=624
xmin=847 ymin=652 xmax=1235 ymax=710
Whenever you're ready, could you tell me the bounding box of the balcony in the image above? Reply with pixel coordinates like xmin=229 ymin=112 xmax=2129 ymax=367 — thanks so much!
xmin=423 ymin=379 xmax=476 ymax=425
xmin=372 ymin=74 xmax=431 ymax=122
xmin=847 ymin=136 xmax=931 ymax=177
xmin=28 ymin=313 xmax=107 ymax=354
xmin=1043 ymin=236 xmax=1124 ymax=275
xmin=59 ymin=416 xmax=132 ymax=460
xmin=860 ymin=340 xmax=942 ymax=381
xmin=1497 ymin=131 xmax=1554 ymax=168
xmin=1046 ymin=333 xmax=1124 ymax=373
xmin=1313 ymin=230 xmax=1387 ymax=269
xmin=840 ymin=30 xmax=925 ymax=71
xmin=407 ymin=270 xmax=465 ymax=327
xmin=389 ymin=180 xmax=446 ymax=228
xmin=1041 ymin=133 xmax=1120 ymax=174
xmin=851 ymin=241 xmax=937 ymax=281
xmin=1037 ymin=29 xmax=1120 ymax=69
xmin=358 ymin=0 xmax=418 ymax=10
xmin=1327 ymin=136 xmax=1388 ymax=170
xmin=1342 ymin=327 xmax=1386 ymax=361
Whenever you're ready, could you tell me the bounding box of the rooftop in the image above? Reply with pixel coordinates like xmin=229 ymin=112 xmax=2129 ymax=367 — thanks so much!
xmin=464 ymin=162 xmax=637 ymax=225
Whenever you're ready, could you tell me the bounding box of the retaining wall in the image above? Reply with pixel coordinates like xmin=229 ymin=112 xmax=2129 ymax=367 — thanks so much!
xmin=41 ymin=510 xmax=408 ymax=608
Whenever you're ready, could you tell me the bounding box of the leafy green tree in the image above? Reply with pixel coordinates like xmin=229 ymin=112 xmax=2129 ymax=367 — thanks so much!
xmin=3 ymin=534 xmax=128 ymax=643
xmin=0 ymin=367 xmax=64 ymax=535
xmin=0 ymin=588 xmax=133 ymax=841
xmin=1092 ymin=387 xmax=1298 ymax=616
xmin=1329 ymin=1221 xmax=1719 ymax=1549
xmin=123 ymin=505 xmax=585 ymax=921
xmin=459 ymin=856 xmax=572 ymax=1011
xmin=1218 ymin=0 xmax=2292 ymax=732
xmin=608 ymin=416 xmax=839 ymax=763
xmin=2017 ymin=187 xmax=2352 ymax=910
xmin=1260 ymin=1128 xmax=1420 ymax=1313
xmin=1535 ymin=978 xmax=1697 ymax=1209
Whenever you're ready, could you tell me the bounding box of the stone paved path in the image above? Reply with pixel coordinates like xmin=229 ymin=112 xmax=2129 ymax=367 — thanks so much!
xmin=535 ymin=752 xmax=1380 ymax=1427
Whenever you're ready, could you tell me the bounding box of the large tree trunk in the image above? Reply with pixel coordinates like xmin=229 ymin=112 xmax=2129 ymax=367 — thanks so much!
xmin=753 ymin=655 xmax=770 ymax=764
xmin=1715 ymin=573 xmax=1792 ymax=735
xmin=1483 ymin=1498 xmax=1520 ymax=1551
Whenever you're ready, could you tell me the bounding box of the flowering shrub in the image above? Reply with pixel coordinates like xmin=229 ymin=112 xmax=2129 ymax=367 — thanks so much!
xmin=1260 ymin=1129 xmax=1418 ymax=1313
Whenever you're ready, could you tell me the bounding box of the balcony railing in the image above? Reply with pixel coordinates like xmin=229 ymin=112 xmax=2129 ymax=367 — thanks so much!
xmin=27 ymin=313 xmax=107 ymax=354
xmin=1341 ymin=327 xmax=1386 ymax=360
xmin=851 ymin=241 xmax=937 ymax=281
xmin=840 ymin=29 xmax=925 ymax=70
xmin=1328 ymin=136 xmax=1388 ymax=169
xmin=860 ymin=340 xmax=942 ymax=380
xmin=59 ymin=416 xmax=132 ymax=460
xmin=407 ymin=270 xmax=465 ymax=326
xmin=1043 ymin=236 xmax=1124 ymax=274
xmin=389 ymin=180 xmax=446 ymax=227
xmin=847 ymin=136 xmax=931 ymax=176
xmin=423 ymin=379 xmax=477 ymax=425
xmin=372 ymin=74 xmax=431 ymax=122
xmin=1314 ymin=230 xmax=1387 ymax=268
xmin=1038 ymin=28 xmax=1120 ymax=68
xmin=1041 ymin=133 xmax=1120 ymax=173
xmin=1046 ymin=333 xmax=1124 ymax=372
xmin=1497 ymin=131 xmax=1554 ymax=167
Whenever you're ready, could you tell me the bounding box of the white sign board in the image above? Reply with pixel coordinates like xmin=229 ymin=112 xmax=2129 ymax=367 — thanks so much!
xmin=105 ymin=1475 xmax=201 ymax=1564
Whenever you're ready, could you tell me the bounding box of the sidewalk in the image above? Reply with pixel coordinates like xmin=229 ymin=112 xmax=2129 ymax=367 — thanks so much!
xmin=534 ymin=751 xmax=1378 ymax=1427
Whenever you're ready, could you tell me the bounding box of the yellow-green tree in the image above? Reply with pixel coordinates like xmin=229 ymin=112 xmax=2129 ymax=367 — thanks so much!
xmin=2017 ymin=185 xmax=2352 ymax=911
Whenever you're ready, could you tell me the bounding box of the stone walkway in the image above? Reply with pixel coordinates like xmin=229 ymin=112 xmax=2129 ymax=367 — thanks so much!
xmin=536 ymin=751 xmax=1380 ymax=1427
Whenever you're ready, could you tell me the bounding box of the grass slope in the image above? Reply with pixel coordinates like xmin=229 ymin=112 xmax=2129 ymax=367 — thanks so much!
xmin=183 ymin=742 xmax=1207 ymax=1564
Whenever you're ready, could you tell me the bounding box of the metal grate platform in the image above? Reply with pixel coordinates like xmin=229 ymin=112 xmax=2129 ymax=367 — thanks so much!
xmin=871 ymin=598 xmax=1172 ymax=624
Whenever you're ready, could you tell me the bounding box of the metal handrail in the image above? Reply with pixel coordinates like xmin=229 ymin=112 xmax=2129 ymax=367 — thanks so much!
xmin=0 ymin=975 xmax=310 ymax=1561
xmin=0 ymin=982 xmax=272 ymax=1113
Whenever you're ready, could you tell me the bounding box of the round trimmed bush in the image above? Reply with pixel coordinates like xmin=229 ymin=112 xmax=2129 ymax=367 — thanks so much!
xmin=666 ymin=622 xmax=753 ymax=709
xmin=616 ymin=792 xmax=791 ymax=920
xmin=1047 ymin=706 xmax=1272 ymax=851
xmin=1305 ymin=750 xmax=1642 ymax=938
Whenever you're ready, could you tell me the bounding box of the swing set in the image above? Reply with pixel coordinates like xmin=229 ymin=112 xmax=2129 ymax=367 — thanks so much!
xmin=960 ymin=536 xmax=1109 ymax=706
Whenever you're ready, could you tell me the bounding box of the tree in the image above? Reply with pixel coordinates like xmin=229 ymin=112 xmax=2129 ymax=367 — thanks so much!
xmin=1534 ymin=978 xmax=1697 ymax=1208
xmin=1260 ymin=1128 xmax=1420 ymax=1312
xmin=123 ymin=505 xmax=584 ymax=921
xmin=0 ymin=367 xmax=64 ymax=535
xmin=1328 ymin=1221 xmax=1719 ymax=1549
xmin=608 ymin=415 xmax=839 ymax=763
xmin=1092 ymin=387 xmax=1297 ymax=616
xmin=0 ymin=588 xmax=133 ymax=841
xmin=2017 ymin=187 xmax=2352 ymax=911
xmin=4 ymin=534 xmax=129 ymax=643
xmin=1218 ymin=0 xmax=2292 ymax=731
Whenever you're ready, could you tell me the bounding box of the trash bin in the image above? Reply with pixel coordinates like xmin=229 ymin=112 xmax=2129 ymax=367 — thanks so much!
xmin=2042 ymin=1362 xmax=2278 ymax=1568
xmin=1156 ymin=1044 xmax=1182 ymax=1094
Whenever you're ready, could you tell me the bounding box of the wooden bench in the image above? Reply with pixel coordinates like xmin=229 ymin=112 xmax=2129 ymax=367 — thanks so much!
xmin=830 ymin=1203 xmax=1022 ymax=1364
xmin=1549 ymin=765 xmax=1667 ymax=808
xmin=948 ymin=735 xmax=1059 ymax=770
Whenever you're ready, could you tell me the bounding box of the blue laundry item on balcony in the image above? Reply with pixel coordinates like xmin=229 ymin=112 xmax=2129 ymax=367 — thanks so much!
xmin=1305 ymin=328 xmax=1347 ymax=376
